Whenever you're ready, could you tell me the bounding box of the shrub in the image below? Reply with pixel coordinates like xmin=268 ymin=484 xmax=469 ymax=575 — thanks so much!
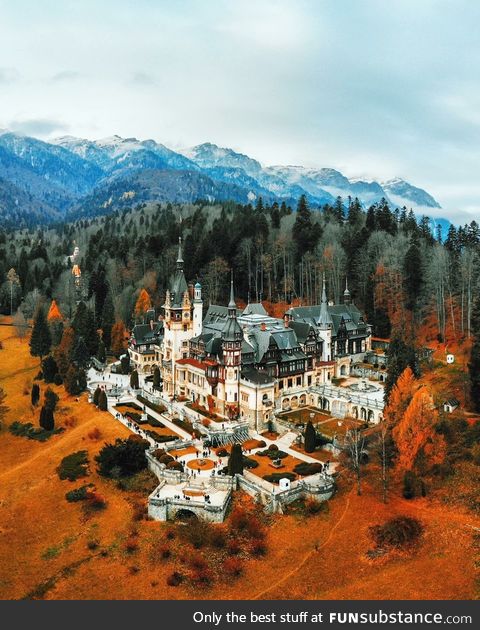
xmin=243 ymin=456 xmax=259 ymax=469
xmin=304 ymin=497 xmax=325 ymax=515
xmin=84 ymin=492 xmax=107 ymax=512
xmin=216 ymin=448 xmax=228 ymax=457
xmin=166 ymin=530 xmax=175 ymax=540
xmin=57 ymin=450 xmax=89 ymax=481
xmin=166 ymin=571 xmax=184 ymax=587
xmin=158 ymin=453 xmax=174 ymax=465
xmin=65 ymin=485 xmax=91 ymax=502
xmin=182 ymin=520 xmax=213 ymax=549
xmin=370 ymin=516 xmax=423 ymax=549
xmin=87 ymin=539 xmax=100 ymax=550
xmin=166 ymin=460 xmax=183 ymax=471
xmin=153 ymin=448 xmax=166 ymax=460
xmin=223 ymin=557 xmax=244 ymax=578
xmin=294 ymin=462 xmax=323 ymax=476
xmin=227 ymin=539 xmax=241 ymax=555
xmin=95 ymin=437 xmax=149 ymax=478
xmin=158 ymin=545 xmax=171 ymax=560
xmin=192 ymin=566 xmax=214 ymax=586
xmin=125 ymin=537 xmax=139 ymax=553
xmin=87 ymin=427 xmax=102 ymax=441
xmin=229 ymin=506 xmax=249 ymax=532
xmin=251 ymin=540 xmax=268 ymax=556
xmin=210 ymin=528 xmax=227 ymax=549
xmin=9 ymin=420 xmax=61 ymax=442
xmin=268 ymin=443 xmax=279 ymax=452
xmin=53 ymin=373 xmax=63 ymax=386
xmin=257 ymin=440 xmax=267 ymax=448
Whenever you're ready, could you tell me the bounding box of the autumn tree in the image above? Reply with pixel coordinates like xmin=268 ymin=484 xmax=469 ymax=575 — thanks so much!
xmin=29 ymin=307 xmax=51 ymax=363
xmin=111 ymin=321 xmax=127 ymax=357
xmin=392 ymin=387 xmax=446 ymax=476
xmin=47 ymin=299 xmax=64 ymax=346
xmin=134 ymin=288 xmax=152 ymax=320
xmin=383 ymin=366 xmax=416 ymax=427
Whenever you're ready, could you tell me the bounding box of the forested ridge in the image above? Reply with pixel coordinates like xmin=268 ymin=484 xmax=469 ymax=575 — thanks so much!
xmin=1 ymin=195 xmax=478 ymax=345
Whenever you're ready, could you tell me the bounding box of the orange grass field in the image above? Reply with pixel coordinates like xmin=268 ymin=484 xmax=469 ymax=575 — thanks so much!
xmin=0 ymin=322 xmax=479 ymax=600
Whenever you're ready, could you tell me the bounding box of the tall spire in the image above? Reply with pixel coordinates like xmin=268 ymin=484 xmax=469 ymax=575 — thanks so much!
xmin=319 ymin=272 xmax=333 ymax=328
xmin=176 ymin=236 xmax=184 ymax=270
xmin=343 ymin=276 xmax=351 ymax=305
xmin=228 ymin=270 xmax=236 ymax=313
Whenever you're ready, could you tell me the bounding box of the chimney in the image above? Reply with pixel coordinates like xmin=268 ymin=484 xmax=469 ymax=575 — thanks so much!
xmin=188 ymin=282 xmax=194 ymax=300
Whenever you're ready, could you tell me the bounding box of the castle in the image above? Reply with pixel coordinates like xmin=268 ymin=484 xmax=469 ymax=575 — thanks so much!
xmin=129 ymin=239 xmax=384 ymax=431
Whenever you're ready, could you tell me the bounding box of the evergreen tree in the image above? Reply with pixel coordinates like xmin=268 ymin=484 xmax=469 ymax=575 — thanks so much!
xmin=404 ymin=240 xmax=423 ymax=311
xmin=101 ymin=291 xmax=115 ymax=349
xmin=227 ymin=443 xmax=244 ymax=476
xmin=72 ymin=336 xmax=90 ymax=368
xmin=71 ymin=301 xmax=99 ymax=356
xmin=304 ymin=420 xmax=316 ymax=453
xmin=385 ymin=337 xmax=418 ymax=402
xmin=469 ymin=296 xmax=480 ymax=413
xmin=153 ymin=366 xmax=161 ymax=389
xmin=130 ymin=369 xmax=139 ymax=389
xmin=44 ymin=387 xmax=59 ymax=412
xmin=64 ymin=366 xmax=86 ymax=395
xmin=41 ymin=355 xmax=58 ymax=383
xmin=31 ymin=383 xmax=40 ymax=407
xmin=292 ymin=195 xmax=321 ymax=260
xmin=54 ymin=327 xmax=75 ymax=379
xmin=30 ymin=307 xmax=51 ymax=362
xmin=98 ymin=389 xmax=108 ymax=411
xmin=39 ymin=405 xmax=54 ymax=431
xmin=97 ymin=339 xmax=107 ymax=363
xmin=93 ymin=386 xmax=101 ymax=407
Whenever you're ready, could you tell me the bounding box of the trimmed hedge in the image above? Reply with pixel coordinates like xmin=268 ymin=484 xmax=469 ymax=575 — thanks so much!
xmin=263 ymin=472 xmax=296 ymax=483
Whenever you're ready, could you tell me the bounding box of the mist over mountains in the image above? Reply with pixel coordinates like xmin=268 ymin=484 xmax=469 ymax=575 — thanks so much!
xmin=0 ymin=130 xmax=444 ymax=229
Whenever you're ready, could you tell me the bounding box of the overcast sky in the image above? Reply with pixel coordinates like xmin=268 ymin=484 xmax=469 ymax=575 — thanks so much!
xmin=0 ymin=0 xmax=479 ymax=222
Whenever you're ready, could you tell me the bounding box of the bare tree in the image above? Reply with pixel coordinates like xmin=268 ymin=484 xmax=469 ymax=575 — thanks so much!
xmin=13 ymin=310 xmax=28 ymax=339
xmin=342 ymin=425 xmax=367 ymax=496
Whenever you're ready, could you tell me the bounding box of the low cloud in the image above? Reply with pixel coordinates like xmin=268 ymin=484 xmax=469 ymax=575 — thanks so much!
xmin=51 ymin=70 xmax=82 ymax=82
xmin=0 ymin=67 xmax=19 ymax=83
xmin=8 ymin=118 xmax=70 ymax=137
xmin=130 ymin=72 xmax=156 ymax=86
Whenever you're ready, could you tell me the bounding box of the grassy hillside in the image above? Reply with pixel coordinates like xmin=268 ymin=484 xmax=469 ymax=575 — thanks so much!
xmin=0 ymin=321 xmax=478 ymax=600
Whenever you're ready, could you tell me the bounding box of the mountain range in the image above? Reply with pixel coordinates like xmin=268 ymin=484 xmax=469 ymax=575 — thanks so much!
xmin=0 ymin=129 xmax=443 ymax=229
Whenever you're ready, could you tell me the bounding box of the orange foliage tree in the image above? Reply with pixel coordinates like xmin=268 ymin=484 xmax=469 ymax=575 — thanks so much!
xmin=54 ymin=326 xmax=75 ymax=378
xmin=134 ymin=288 xmax=152 ymax=318
xmin=392 ymin=387 xmax=446 ymax=474
xmin=384 ymin=366 xmax=417 ymax=427
xmin=373 ymin=262 xmax=411 ymax=337
xmin=111 ymin=321 xmax=127 ymax=357
xmin=47 ymin=299 xmax=63 ymax=321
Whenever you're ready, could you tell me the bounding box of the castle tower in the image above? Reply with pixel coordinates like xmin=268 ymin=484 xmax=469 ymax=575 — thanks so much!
xmin=221 ymin=273 xmax=243 ymax=410
xmin=318 ymin=273 xmax=333 ymax=362
xmin=343 ymin=277 xmax=351 ymax=305
xmin=193 ymin=281 xmax=203 ymax=337
xmin=161 ymin=237 xmax=195 ymax=396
